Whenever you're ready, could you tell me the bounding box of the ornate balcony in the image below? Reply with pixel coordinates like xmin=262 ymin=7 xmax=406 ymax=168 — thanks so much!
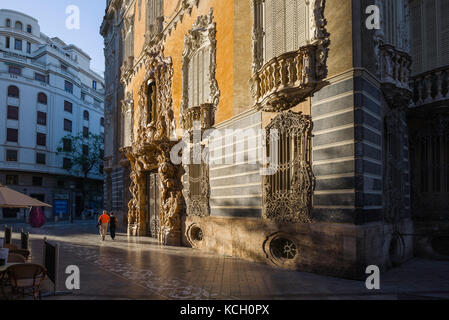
xmin=410 ymin=65 xmax=449 ymax=108
xmin=378 ymin=44 xmax=412 ymax=106
xmin=250 ymin=44 xmax=327 ymax=112
xmin=180 ymin=103 xmax=215 ymax=132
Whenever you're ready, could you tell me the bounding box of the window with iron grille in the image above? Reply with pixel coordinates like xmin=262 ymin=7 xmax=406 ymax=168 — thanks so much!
xmin=6 ymin=150 xmax=18 ymax=162
xmin=36 ymin=152 xmax=46 ymax=165
xmin=64 ymin=119 xmax=72 ymax=132
xmin=37 ymin=111 xmax=47 ymax=126
xmin=36 ymin=132 xmax=46 ymax=146
xmin=64 ymin=100 xmax=73 ymax=113
xmin=7 ymin=106 xmax=19 ymax=120
xmin=6 ymin=128 xmax=18 ymax=142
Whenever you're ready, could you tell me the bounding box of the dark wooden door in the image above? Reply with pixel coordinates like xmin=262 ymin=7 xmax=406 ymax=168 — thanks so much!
xmin=146 ymin=172 xmax=161 ymax=239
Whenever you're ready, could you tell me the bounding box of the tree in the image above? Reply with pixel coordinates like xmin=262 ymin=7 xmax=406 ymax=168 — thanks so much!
xmin=57 ymin=132 xmax=104 ymax=179
xmin=57 ymin=132 xmax=104 ymax=213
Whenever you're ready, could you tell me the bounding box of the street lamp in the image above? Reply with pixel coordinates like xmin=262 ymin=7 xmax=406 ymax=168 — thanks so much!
xmin=69 ymin=182 xmax=76 ymax=224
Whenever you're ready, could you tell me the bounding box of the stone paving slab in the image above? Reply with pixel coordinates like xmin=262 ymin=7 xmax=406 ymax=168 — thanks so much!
xmin=2 ymin=221 xmax=449 ymax=300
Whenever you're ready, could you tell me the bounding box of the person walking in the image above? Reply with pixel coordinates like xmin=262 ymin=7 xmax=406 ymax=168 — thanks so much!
xmin=109 ymin=213 xmax=118 ymax=240
xmin=98 ymin=210 xmax=110 ymax=241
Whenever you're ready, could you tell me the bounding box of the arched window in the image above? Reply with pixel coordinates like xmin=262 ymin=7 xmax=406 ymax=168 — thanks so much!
xmin=147 ymin=81 xmax=156 ymax=123
xmin=37 ymin=92 xmax=47 ymax=105
xmin=8 ymin=85 xmax=19 ymax=98
xmin=14 ymin=21 xmax=23 ymax=31
xmin=83 ymin=110 xmax=90 ymax=121
xmin=6 ymin=19 xmax=11 ymax=27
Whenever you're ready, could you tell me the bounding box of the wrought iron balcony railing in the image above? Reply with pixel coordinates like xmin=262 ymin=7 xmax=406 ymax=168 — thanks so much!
xmin=410 ymin=65 xmax=449 ymax=108
xmin=250 ymin=44 xmax=327 ymax=112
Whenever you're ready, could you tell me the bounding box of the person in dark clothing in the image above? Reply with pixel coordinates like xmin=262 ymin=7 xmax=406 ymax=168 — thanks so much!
xmin=109 ymin=212 xmax=118 ymax=240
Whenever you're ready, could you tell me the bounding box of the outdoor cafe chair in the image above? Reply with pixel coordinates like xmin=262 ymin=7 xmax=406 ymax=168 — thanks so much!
xmin=7 ymin=253 xmax=26 ymax=263
xmin=7 ymin=264 xmax=46 ymax=300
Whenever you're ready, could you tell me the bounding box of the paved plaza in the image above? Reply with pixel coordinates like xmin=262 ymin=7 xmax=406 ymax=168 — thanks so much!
xmin=2 ymin=221 xmax=449 ymax=300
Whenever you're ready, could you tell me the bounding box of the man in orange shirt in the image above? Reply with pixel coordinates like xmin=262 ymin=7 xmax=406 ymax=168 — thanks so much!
xmin=98 ymin=210 xmax=111 ymax=241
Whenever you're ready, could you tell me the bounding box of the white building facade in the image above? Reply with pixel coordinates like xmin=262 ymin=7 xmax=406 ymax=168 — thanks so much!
xmin=0 ymin=9 xmax=105 ymax=220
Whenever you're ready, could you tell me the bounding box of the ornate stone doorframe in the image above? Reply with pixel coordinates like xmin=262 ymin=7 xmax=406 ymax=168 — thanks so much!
xmin=122 ymin=44 xmax=186 ymax=246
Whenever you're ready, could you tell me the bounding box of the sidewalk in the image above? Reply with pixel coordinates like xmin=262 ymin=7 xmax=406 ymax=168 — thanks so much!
xmin=3 ymin=222 xmax=449 ymax=300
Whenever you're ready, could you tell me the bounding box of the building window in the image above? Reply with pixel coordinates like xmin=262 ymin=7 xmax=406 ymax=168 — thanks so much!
xmin=257 ymin=0 xmax=309 ymax=65
xmin=37 ymin=92 xmax=47 ymax=104
xmin=8 ymin=66 xmax=21 ymax=75
xmin=100 ymin=117 xmax=105 ymax=127
xmin=7 ymin=106 xmax=19 ymax=120
xmin=6 ymin=175 xmax=19 ymax=185
xmin=36 ymin=152 xmax=46 ymax=165
xmin=36 ymin=132 xmax=46 ymax=146
xmin=14 ymin=39 xmax=22 ymax=51
xmin=83 ymin=110 xmax=90 ymax=121
xmin=263 ymin=112 xmax=314 ymax=223
xmin=57 ymin=179 xmax=65 ymax=188
xmin=35 ymin=73 xmax=46 ymax=83
xmin=26 ymin=25 xmax=32 ymax=33
xmin=32 ymin=176 xmax=43 ymax=186
xmin=64 ymin=119 xmax=72 ymax=132
xmin=65 ymin=80 xmax=73 ymax=94
xmin=5 ymin=36 xmax=10 ymax=48
xmin=6 ymin=19 xmax=11 ymax=27
xmin=6 ymin=150 xmax=18 ymax=162
xmin=83 ymin=126 xmax=89 ymax=138
xmin=64 ymin=100 xmax=73 ymax=113
xmin=37 ymin=111 xmax=47 ymax=126
xmin=82 ymin=144 xmax=89 ymax=155
xmin=6 ymin=128 xmax=18 ymax=142
xmin=81 ymin=92 xmax=86 ymax=101
xmin=92 ymin=80 xmax=97 ymax=90
xmin=181 ymin=11 xmax=219 ymax=113
xmin=63 ymin=157 xmax=72 ymax=170
xmin=8 ymin=85 xmax=19 ymax=98
xmin=15 ymin=21 xmax=23 ymax=31
xmin=63 ymin=138 xmax=72 ymax=152
xmin=26 ymin=42 xmax=31 ymax=53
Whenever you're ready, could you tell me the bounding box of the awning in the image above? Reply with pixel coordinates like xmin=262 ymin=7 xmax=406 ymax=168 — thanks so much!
xmin=0 ymin=183 xmax=52 ymax=208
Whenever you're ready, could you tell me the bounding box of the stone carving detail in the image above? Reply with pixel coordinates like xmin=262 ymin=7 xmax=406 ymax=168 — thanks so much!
xmin=180 ymin=8 xmax=220 ymax=117
xmin=263 ymin=111 xmax=314 ymax=223
xmin=185 ymin=162 xmax=210 ymax=217
xmin=121 ymin=91 xmax=134 ymax=146
xmin=122 ymin=44 xmax=186 ymax=245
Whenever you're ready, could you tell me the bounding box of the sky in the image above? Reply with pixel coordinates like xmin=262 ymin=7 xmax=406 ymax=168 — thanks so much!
xmin=1 ymin=0 xmax=106 ymax=76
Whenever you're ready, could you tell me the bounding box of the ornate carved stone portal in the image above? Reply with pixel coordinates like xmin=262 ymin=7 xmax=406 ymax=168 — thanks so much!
xmin=263 ymin=111 xmax=314 ymax=223
xmin=122 ymin=44 xmax=185 ymax=246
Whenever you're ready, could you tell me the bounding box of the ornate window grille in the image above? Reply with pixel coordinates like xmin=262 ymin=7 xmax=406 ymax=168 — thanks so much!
xmin=263 ymin=111 xmax=314 ymax=223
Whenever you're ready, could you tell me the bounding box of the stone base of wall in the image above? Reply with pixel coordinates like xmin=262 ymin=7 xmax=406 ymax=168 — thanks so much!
xmin=414 ymin=220 xmax=449 ymax=260
xmin=182 ymin=216 xmax=414 ymax=279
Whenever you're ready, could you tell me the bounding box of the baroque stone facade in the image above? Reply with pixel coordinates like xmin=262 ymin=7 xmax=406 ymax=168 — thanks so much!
xmin=101 ymin=0 xmax=445 ymax=279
